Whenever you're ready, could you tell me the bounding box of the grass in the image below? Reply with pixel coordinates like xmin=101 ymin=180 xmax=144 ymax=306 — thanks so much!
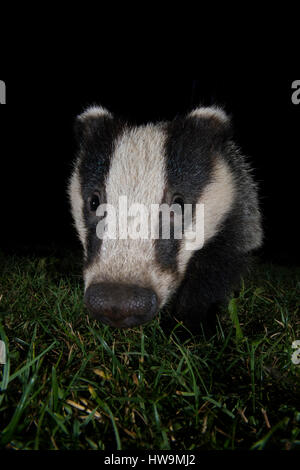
xmin=0 ymin=250 xmax=299 ymax=450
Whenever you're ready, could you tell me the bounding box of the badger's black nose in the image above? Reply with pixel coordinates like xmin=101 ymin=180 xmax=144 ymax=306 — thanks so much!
xmin=84 ymin=282 xmax=158 ymax=328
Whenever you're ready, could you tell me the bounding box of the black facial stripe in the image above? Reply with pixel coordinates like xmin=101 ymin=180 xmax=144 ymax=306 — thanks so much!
xmin=155 ymin=115 xmax=223 ymax=273
xmin=154 ymin=206 xmax=181 ymax=272
xmin=165 ymin=116 xmax=214 ymax=199
xmin=77 ymin=115 xmax=126 ymax=268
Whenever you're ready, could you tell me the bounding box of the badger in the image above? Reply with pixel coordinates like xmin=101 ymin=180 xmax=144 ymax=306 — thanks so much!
xmin=68 ymin=105 xmax=262 ymax=331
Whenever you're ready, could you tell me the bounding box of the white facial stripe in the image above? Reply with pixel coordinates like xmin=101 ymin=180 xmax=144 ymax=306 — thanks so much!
xmin=68 ymin=167 xmax=87 ymax=255
xmin=200 ymin=158 xmax=236 ymax=241
xmin=84 ymin=124 xmax=178 ymax=306
xmin=177 ymin=157 xmax=236 ymax=275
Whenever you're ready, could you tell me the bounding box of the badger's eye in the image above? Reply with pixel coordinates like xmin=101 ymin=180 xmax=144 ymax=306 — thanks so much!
xmin=172 ymin=194 xmax=185 ymax=211
xmin=89 ymin=194 xmax=100 ymax=212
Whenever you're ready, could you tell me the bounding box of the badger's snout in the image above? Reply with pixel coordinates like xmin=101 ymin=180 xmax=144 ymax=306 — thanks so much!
xmin=84 ymin=282 xmax=158 ymax=328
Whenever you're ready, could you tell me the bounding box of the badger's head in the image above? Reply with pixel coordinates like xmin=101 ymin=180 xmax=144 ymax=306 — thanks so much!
xmin=68 ymin=105 xmax=248 ymax=328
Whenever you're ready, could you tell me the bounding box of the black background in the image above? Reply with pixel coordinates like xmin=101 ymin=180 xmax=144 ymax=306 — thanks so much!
xmin=0 ymin=77 xmax=299 ymax=265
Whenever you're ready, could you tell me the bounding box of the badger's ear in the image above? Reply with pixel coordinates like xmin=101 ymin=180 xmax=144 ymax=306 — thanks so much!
xmin=186 ymin=105 xmax=233 ymax=151
xmin=74 ymin=105 xmax=113 ymax=143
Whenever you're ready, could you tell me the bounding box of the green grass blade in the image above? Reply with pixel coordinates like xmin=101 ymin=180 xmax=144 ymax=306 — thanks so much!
xmin=228 ymin=298 xmax=244 ymax=342
xmin=8 ymin=341 xmax=56 ymax=384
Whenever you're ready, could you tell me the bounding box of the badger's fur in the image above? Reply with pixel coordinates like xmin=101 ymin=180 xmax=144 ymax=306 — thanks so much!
xmin=68 ymin=105 xmax=262 ymax=330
